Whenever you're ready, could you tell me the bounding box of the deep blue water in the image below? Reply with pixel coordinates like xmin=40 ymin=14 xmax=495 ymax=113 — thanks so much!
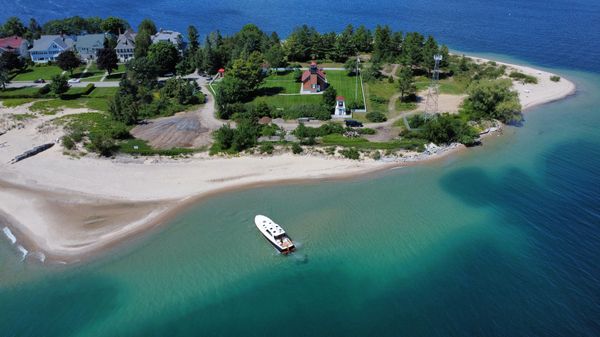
xmin=2 ymin=0 xmax=600 ymax=72
xmin=1 ymin=1 xmax=600 ymax=336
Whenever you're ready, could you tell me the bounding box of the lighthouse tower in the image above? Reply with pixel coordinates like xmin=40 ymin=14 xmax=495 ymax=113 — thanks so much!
xmin=332 ymin=96 xmax=351 ymax=118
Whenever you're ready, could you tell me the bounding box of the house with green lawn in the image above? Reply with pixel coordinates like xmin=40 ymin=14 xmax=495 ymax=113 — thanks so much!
xmin=29 ymin=35 xmax=75 ymax=63
xmin=75 ymin=34 xmax=106 ymax=61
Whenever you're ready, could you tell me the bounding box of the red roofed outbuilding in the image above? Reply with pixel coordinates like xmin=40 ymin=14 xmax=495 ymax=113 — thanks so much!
xmin=301 ymin=62 xmax=328 ymax=93
xmin=0 ymin=36 xmax=29 ymax=58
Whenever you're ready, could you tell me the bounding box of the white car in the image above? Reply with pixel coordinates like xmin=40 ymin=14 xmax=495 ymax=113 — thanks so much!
xmin=67 ymin=78 xmax=81 ymax=84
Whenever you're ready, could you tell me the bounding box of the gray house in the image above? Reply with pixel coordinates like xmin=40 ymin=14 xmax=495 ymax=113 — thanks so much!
xmin=115 ymin=29 xmax=136 ymax=62
xmin=29 ymin=35 xmax=76 ymax=63
xmin=152 ymin=29 xmax=184 ymax=52
xmin=75 ymin=34 xmax=106 ymax=61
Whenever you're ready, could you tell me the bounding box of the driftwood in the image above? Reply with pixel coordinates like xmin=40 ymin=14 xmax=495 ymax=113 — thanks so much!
xmin=9 ymin=143 xmax=54 ymax=164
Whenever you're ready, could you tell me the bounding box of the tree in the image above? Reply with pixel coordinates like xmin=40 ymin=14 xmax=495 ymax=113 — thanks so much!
xmin=127 ymin=57 xmax=158 ymax=87
xmin=322 ymin=86 xmax=337 ymax=109
xmin=56 ymin=50 xmax=82 ymax=75
xmin=0 ymin=69 xmax=9 ymax=90
xmin=264 ymin=44 xmax=286 ymax=69
xmin=373 ymin=25 xmax=393 ymax=63
xmin=422 ymin=113 xmax=478 ymax=145
xmin=0 ymin=52 xmax=24 ymax=71
xmin=421 ymin=36 xmax=439 ymax=74
xmin=109 ymin=90 xmax=139 ymax=125
xmin=96 ymin=48 xmax=118 ymax=75
xmin=26 ymin=18 xmax=42 ymax=40
xmin=362 ymin=62 xmax=382 ymax=82
xmin=439 ymin=45 xmax=450 ymax=68
xmin=401 ymin=32 xmax=424 ymax=67
xmin=462 ymin=79 xmax=522 ymax=123
xmin=397 ymin=67 xmax=416 ymax=101
xmin=50 ymin=75 xmax=69 ymax=95
xmin=147 ymin=41 xmax=180 ymax=74
xmin=138 ymin=19 xmax=157 ymax=35
xmin=344 ymin=58 xmax=360 ymax=76
xmin=215 ymin=76 xmax=247 ymax=115
xmin=134 ymin=30 xmax=152 ymax=58
xmin=101 ymin=17 xmax=128 ymax=35
xmin=352 ymin=25 xmax=372 ymax=53
xmin=227 ymin=51 xmax=266 ymax=94
xmin=187 ymin=25 xmax=199 ymax=51
xmin=1 ymin=17 xmax=26 ymax=37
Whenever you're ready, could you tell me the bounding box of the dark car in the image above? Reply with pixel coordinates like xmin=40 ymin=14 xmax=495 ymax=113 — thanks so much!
xmin=33 ymin=79 xmax=45 ymax=83
xmin=345 ymin=119 xmax=363 ymax=127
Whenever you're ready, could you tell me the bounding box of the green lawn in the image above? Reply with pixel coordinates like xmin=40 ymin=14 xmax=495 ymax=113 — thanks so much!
xmin=365 ymin=80 xmax=396 ymax=113
xmin=12 ymin=65 xmax=65 ymax=81
xmin=0 ymin=98 xmax=37 ymax=107
xmin=252 ymin=70 xmax=365 ymax=108
xmin=0 ymin=86 xmax=43 ymax=98
xmin=81 ymin=64 xmax=126 ymax=82
xmin=415 ymin=76 xmax=469 ymax=95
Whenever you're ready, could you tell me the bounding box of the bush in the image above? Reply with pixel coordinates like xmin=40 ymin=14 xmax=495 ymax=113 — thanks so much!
xmin=357 ymin=128 xmax=376 ymax=135
xmin=293 ymin=122 xmax=345 ymax=138
xmin=291 ymin=143 xmax=303 ymax=154
xmin=259 ymin=143 xmax=274 ymax=154
xmin=282 ymin=104 xmax=331 ymax=120
xmin=62 ymin=136 xmax=75 ymax=150
xmin=38 ymin=84 xmax=51 ymax=95
xmin=82 ymin=83 xmax=96 ymax=95
xmin=509 ymin=71 xmax=538 ymax=84
xmin=372 ymin=151 xmax=381 ymax=160
xmin=339 ymin=147 xmax=360 ymax=160
xmin=369 ymin=95 xmax=388 ymax=104
xmin=88 ymin=132 xmax=117 ymax=157
xmin=366 ymin=111 xmax=387 ymax=123
xmin=550 ymin=75 xmax=561 ymax=82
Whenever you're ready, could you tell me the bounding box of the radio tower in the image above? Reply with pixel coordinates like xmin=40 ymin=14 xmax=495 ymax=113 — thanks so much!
xmin=424 ymin=54 xmax=443 ymax=116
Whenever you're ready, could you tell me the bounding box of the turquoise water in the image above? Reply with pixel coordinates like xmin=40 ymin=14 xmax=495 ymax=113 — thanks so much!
xmin=1 ymin=67 xmax=598 ymax=336
xmin=2 ymin=0 xmax=600 ymax=335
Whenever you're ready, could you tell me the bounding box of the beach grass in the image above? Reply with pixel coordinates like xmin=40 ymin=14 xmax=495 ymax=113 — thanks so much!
xmin=119 ymin=139 xmax=197 ymax=156
xmin=364 ymin=80 xmax=396 ymax=113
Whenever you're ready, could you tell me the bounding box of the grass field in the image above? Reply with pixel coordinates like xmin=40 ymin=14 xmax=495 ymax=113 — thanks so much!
xmin=1 ymin=86 xmax=116 ymax=114
xmin=415 ymin=76 xmax=469 ymax=95
xmin=252 ymin=70 xmax=365 ymax=108
xmin=12 ymin=65 xmax=65 ymax=81
xmin=81 ymin=64 xmax=126 ymax=82
xmin=364 ymin=80 xmax=396 ymax=113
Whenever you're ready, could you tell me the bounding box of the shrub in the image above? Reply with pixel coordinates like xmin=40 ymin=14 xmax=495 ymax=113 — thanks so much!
xmin=88 ymin=132 xmax=117 ymax=157
xmin=339 ymin=147 xmax=360 ymax=160
xmin=509 ymin=71 xmax=538 ymax=84
xmin=282 ymin=103 xmax=331 ymax=120
xmin=38 ymin=84 xmax=51 ymax=95
xmin=259 ymin=143 xmax=274 ymax=154
xmin=369 ymin=95 xmax=388 ymax=104
xmin=293 ymin=122 xmax=345 ymax=138
xmin=357 ymin=128 xmax=376 ymax=135
xmin=291 ymin=143 xmax=303 ymax=154
xmin=82 ymin=83 xmax=96 ymax=95
xmin=62 ymin=136 xmax=75 ymax=150
xmin=372 ymin=151 xmax=381 ymax=160
xmin=366 ymin=111 xmax=387 ymax=122
xmin=550 ymin=75 xmax=561 ymax=82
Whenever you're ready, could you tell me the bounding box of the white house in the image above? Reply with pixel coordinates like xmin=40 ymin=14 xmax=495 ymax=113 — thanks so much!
xmin=152 ymin=29 xmax=184 ymax=52
xmin=115 ymin=29 xmax=136 ymax=62
xmin=332 ymin=96 xmax=351 ymax=118
xmin=29 ymin=35 xmax=75 ymax=63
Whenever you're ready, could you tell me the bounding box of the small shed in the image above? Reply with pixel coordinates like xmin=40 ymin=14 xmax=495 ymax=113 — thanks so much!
xmin=218 ymin=68 xmax=225 ymax=77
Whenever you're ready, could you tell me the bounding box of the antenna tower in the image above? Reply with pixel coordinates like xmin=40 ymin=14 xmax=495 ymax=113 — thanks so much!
xmin=424 ymin=54 xmax=443 ymax=116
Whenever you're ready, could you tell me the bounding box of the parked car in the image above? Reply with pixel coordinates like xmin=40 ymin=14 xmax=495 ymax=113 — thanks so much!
xmin=33 ymin=78 xmax=45 ymax=83
xmin=67 ymin=78 xmax=81 ymax=84
xmin=345 ymin=119 xmax=363 ymax=127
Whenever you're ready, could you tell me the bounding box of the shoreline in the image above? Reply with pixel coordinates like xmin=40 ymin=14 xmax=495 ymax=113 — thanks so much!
xmin=0 ymin=56 xmax=576 ymax=264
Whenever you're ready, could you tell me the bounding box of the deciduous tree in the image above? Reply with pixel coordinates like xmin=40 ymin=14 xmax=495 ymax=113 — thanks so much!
xmin=56 ymin=50 xmax=82 ymax=75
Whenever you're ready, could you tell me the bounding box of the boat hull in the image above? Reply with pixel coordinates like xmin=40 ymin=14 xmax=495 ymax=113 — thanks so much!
xmin=255 ymin=215 xmax=295 ymax=254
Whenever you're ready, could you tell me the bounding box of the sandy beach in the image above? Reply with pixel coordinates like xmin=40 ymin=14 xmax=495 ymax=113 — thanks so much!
xmin=0 ymin=57 xmax=576 ymax=263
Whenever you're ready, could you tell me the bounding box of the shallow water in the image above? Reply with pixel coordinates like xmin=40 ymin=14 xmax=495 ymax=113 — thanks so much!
xmin=1 ymin=0 xmax=600 ymax=336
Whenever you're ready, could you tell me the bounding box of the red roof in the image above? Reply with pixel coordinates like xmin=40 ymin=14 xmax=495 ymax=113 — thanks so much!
xmin=301 ymin=69 xmax=327 ymax=83
xmin=0 ymin=36 xmax=24 ymax=50
xmin=218 ymin=68 xmax=225 ymax=73
xmin=336 ymin=96 xmax=345 ymax=101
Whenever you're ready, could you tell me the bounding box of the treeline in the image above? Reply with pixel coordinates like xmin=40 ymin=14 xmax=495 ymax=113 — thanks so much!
xmin=0 ymin=16 xmax=130 ymax=40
